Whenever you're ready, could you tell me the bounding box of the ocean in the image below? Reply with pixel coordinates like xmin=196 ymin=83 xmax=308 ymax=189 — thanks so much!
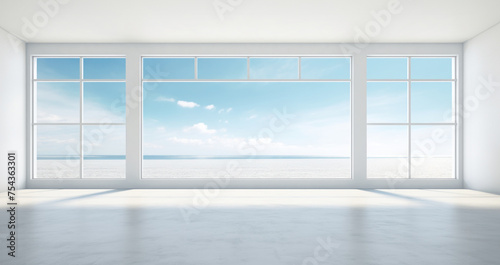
xmin=35 ymin=156 xmax=453 ymax=179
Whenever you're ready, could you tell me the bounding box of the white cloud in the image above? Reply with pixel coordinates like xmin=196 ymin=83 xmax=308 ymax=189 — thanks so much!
xmin=205 ymin=105 xmax=215 ymax=110
xmin=155 ymin=96 xmax=175 ymax=102
xmin=37 ymin=111 xmax=64 ymax=122
xmin=155 ymin=126 xmax=166 ymax=133
xmin=36 ymin=89 xmax=80 ymax=123
xmin=218 ymin=108 xmax=232 ymax=114
xmin=248 ymin=114 xmax=258 ymax=120
xmin=183 ymin=123 xmax=216 ymax=134
xmin=38 ymin=137 xmax=77 ymax=145
xmin=177 ymin=100 xmax=200 ymax=108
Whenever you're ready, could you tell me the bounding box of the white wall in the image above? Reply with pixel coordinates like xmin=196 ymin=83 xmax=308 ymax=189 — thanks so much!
xmin=0 ymin=28 xmax=26 ymax=193
xmin=464 ymin=22 xmax=500 ymax=194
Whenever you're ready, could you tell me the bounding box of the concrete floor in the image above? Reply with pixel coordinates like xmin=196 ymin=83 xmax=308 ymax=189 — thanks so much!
xmin=1 ymin=189 xmax=500 ymax=265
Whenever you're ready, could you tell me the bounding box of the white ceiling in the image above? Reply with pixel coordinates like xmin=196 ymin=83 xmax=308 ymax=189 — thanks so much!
xmin=0 ymin=0 xmax=499 ymax=43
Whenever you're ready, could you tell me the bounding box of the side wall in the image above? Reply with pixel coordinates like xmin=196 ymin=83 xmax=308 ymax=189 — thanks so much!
xmin=464 ymin=22 xmax=500 ymax=194
xmin=0 ymin=28 xmax=26 ymax=193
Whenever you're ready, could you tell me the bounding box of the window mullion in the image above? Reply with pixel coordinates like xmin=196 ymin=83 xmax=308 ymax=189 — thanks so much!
xmin=79 ymin=56 xmax=84 ymax=179
xmin=408 ymin=56 xmax=412 ymax=179
xmin=298 ymin=56 xmax=301 ymax=79
xmin=194 ymin=56 xmax=198 ymax=80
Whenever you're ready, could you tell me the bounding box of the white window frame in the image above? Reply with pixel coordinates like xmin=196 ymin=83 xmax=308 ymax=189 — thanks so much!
xmin=31 ymin=56 xmax=126 ymax=180
xmin=366 ymin=55 xmax=458 ymax=179
xmin=25 ymin=43 xmax=463 ymax=189
xmin=140 ymin=55 xmax=353 ymax=179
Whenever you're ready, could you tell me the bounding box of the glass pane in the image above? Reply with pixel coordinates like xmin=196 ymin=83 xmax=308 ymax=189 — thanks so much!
xmin=36 ymin=125 xmax=80 ymax=178
xmin=367 ymin=125 xmax=408 ymax=178
xmin=83 ymin=82 xmax=126 ymax=123
xmin=411 ymin=125 xmax=454 ymax=178
xmin=83 ymin=58 xmax=126 ymax=79
xmin=411 ymin=82 xmax=453 ymax=123
xmin=367 ymin=82 xmax=407 ymax=123
xmin=367 ymin=57 xmax=408 ymax=80
xmin=83 ymin=125 xmax=126 ymax=178
xmin=198 ymin=58 xmax=247 ymax=79
xmin=143 ymin=58 xmax=195 ymax=79
xmin=411 ymin=57 xmax=454 ymax=79
xmin=143 ymin=81 xmax=351 ymax=178
xmin=36 ymin=58 xmax=80 ymax=79
xmin=36 ymin=82 xmax=80 ymax=123
xmin=301 ymin=57 xmax=351 ymax=79
xmin=249 ymin=58 xmax=298 ymax=79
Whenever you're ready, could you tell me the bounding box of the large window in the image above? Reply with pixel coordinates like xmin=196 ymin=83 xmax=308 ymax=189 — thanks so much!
xmin=142 ymin=57 xmax=352 ymax=178
xmin=366 ymin=57 xmax=456 ymax=178
xmin=29 ymin=48 xmax=462 ymax=188
xmin=33 ymin=57 xmax=126 ymax=179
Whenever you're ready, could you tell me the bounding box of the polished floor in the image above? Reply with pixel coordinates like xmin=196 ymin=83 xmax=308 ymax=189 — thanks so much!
xmin=1 ymin=189 xmax=500 ymax=265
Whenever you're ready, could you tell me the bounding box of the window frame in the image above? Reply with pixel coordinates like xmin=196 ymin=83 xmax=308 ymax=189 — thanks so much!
xmin=31 ymin=55 xmax=127 ymax=180
xmin=140 ymin=55 xmax=353 ymax=179
xmin=366 ymin=55 xmax=458 ymax=179
xmin=25 ymin=44 xmax=463 ymax=188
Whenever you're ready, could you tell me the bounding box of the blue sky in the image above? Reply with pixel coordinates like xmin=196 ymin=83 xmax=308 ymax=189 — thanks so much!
xmin=367 ymin=57 xmax=454 ymax=80
xmin=36 ymin=58 xmax=80 ymax=79
xmin=142 ymin=57 xmax=351 ymax=80
xmin=411 ymin=82 xmax=453 ymax=123
xmin=367 ymin=82 xmax=408 ymax=123
xmin=198 ymin=58 xmax=247 ymax=79
xmin=143 ymin=58 xmax=195 ymax=79
xmin=35 ymin=57 xmax=454 ymax=158
xmin=143 ymin=81 xmax=351 ymax=156
xmin=367 ymin=57 xmax=454 ymax=126
xmin=36 ymin=58 xmax=126 ymax=157
xmin=249 ymin=58 xmax=299 ymax=79
xmin=367 ymin=81 xmax=453 ymax=123
xmin=36 ymin=57 xmax=126 ymax=80
xmin=142 ymin=57 xmax=352 ymax=157
xmin=367 ymin=57 xmax=455 ymax=157
xmin=37 ymin=82 xmax=80 ymax=123
xmin=367 ymin=57 xmax=408 ymax=79
xmin=83 ymin=82 xmax=126 ymax=123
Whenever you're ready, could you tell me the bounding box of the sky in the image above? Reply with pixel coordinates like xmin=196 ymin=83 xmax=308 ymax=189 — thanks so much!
xmin=142 ymin=57 xmax=352 ymax=157
xmin=36 ymin=58 xmax=126 ymax=157
xmin=35 ymin=57 xmax=455 ymax=159
xmin=367 ymin=57 xmax=455 ymax=157
xmin=142 ymin=81 xmax=351 ymax=156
